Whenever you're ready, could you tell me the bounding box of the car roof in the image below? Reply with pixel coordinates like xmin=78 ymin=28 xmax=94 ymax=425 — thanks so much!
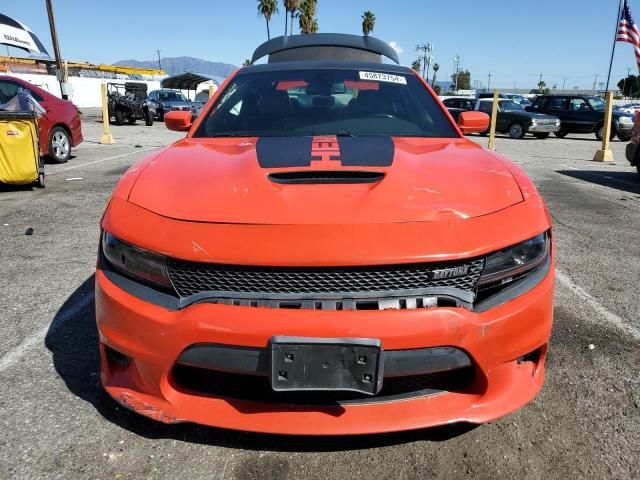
xmin=239 ymin=60 xmax=413 ymax=76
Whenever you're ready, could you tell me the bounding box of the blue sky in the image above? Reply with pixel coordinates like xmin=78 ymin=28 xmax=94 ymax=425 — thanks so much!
xmin=2 ymin=0 xmax=637 ymax=89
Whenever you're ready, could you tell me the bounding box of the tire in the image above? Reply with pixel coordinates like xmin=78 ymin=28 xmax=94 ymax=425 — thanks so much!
xmin=115 ymin=109 xmax=124 ymax=126
xmin=36 ymin=172 xmax=45 ymax=188
xmin=157 ymin=110 xmax=164 ymax=122
xmin=534 ymin=132 xmax=550 ymax=139
xmin=618 ymin=132 xmax=632 ymax=142
xmin=47 ymin=126 xmax=71 ymax=163
xmin=554 ymin=131 xmax=568 ymax=138
xmin=128 ymin=116 xmax=136 ymax=125
xmin=508 ymin=123 xmax=526 ymax=139
xmin=145 ymin=110 xmax=154 ymax=126
xmin=595 ymin=124 xmax=616 ymax=141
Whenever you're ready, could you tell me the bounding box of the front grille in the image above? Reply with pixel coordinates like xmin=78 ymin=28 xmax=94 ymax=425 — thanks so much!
xmin=167 ymin=258 xmax=485 ymax=309
xmin=171 ymin=364 xmax=476 ymax=405
xmin=536 ymin=118 xmax=557 ymax=125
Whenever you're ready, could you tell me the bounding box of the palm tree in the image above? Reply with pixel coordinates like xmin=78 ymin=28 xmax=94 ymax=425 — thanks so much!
xmin=411 ymin=60 xmax=421 ymax=72
xmin=242 ymin=59 xmax=252 ymax=66
xmin=258 ymin=0 xmax=278 ymax=40
xmin=284 ymin=0 xmax=300 ymax=36
xmin=431 ymin=63 xmax=440 ymax=87
xmin=362 ymin=11 xmax=375 ymax=36
xmin=298 ymin=0 xmax=317 ymax=34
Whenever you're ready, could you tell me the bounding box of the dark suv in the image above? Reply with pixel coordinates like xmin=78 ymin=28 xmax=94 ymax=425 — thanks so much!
xmin=528 ymin=95 xmax=634 ymax=141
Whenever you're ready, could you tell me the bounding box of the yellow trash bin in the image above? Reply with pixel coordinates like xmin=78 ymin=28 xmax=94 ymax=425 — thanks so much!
xmin=0 ymin=111 xmax=44 ymax=187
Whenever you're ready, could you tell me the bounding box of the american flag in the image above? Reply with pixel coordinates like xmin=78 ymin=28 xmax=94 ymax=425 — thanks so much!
xmin=617 ymin=0 xmax=640 ymax=70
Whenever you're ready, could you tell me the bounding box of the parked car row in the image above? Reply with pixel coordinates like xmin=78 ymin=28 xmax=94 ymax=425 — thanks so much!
xmin=444 ymin=94 xmax=635 ymax=141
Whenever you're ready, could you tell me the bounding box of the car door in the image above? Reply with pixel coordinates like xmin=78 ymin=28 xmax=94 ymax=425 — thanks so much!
xmin=477 ymin=101 xmax=496 ymax=129
xmin=565 ymin=97 xmax=599 ymax=133
xmin=538 ymin=97 xmax=569 ymax=131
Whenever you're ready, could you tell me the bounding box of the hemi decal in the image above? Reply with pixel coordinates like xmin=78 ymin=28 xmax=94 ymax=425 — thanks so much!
xmin=310 ymin=136 xmax=341 ymax=164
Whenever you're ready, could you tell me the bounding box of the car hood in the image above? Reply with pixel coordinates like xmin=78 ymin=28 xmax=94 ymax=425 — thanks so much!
xmin=509 ymin=111 xmax=557 ymax=120
xmin=127 ymin=136 xmax=523 ymax=225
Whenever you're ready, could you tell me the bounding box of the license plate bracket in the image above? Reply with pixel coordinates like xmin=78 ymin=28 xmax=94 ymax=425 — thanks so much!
xmin=270 ymin=336 xmax=383 ymax=395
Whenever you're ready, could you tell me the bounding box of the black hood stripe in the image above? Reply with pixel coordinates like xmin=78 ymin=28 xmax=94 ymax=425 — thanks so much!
xmin=256 ymin=136 xmax=394 ymax=168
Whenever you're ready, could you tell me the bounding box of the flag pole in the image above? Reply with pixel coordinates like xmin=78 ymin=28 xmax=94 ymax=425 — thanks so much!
xmin=606 ymin=0 xmax=625 ymax=92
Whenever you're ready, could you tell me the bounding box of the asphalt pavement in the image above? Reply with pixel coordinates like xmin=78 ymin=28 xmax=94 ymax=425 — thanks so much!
xmin=0 ymin=111 xmax=639 ymax=479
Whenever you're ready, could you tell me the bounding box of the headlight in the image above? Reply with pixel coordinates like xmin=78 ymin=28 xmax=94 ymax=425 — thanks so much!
xmin=478 ymin=233 xmax=550 ymax=286
xmin=554 ymin=119 xmax=561 ymax=126
xmin=101 ymin=232 xmax=171 ymax=288
xmin=531 ymin=119 xmax=537 ymax=126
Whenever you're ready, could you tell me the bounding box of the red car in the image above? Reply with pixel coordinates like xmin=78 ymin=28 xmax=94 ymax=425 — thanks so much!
xmin=96 ymin=34 xmax=554 ymax=435
xmin=0 ymin=75 xmax=83 ymax=163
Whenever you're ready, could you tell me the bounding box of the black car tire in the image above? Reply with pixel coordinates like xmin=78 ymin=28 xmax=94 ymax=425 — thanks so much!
xmin=115 ymin=110 xmax=124 ymax=126
xmin=595 ymin=124 xmax=616 ymax=141
xmin=508 ymin=123 xmax=526 ymax=139
xmin=618 ymin=132 xmax=632 ymax=142
xmin=157 ymin=110 xmax=164 ymax=122
xmin=47 ymin=126 xmax=72 ymax=163
xmin=145 ymin=110 xmax=154 ymax=126
xmin=36 ymin=171 xmax=45 ymax=188
xmin=554 ymin=131 xmax=568 ymax=138
xmin=534 ymin=132 xmax=550 ymax=139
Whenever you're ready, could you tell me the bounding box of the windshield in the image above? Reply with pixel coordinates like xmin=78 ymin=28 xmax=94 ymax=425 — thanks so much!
xmin=194 ymin=68 xmax=458 ymax=138
xmin=500 ymin=101 xmax=524 ymax=111
xmin=587 ymin=97 xmax=605 ymax=111
xmin=158 ymin=91 xmax=187 ymax=102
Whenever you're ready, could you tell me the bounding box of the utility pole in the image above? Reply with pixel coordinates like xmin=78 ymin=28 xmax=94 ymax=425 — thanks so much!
xmin=415 ymin=43 xmax=432 ymax=79
xmin=45 ymin=0 xmax=68 ymax=99
xmin=538 ymin=73 xmax=543 ymax=88
xmin=593 ymin=74 xmax=599 ymax=92
xmin=453 ymin=54 xmax=460 ymax=92
xmin=157 ymin=49 xmax=162 ymax=71
xmin=562 ymin=77 xmax=568 ymax=91
xmin=487 ymin=72 xmax=491 ymax=92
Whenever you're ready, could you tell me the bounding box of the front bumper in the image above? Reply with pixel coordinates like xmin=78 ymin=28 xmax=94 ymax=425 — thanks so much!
xmin=616 ymin=122 xmax=634 ymax=135
xmin=528 ymin=123 xmax=560 ymax=133
xmin=96 ymin=259 xmax=554 ymax=435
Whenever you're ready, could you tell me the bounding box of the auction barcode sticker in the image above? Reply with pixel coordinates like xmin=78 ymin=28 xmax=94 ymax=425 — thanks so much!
xmin=359 ymin=71 xmax=407 ymax=84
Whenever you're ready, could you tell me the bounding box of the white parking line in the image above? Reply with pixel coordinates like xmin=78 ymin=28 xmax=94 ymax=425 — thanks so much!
xmin=556 ymin=269 xmax=640 ymax=341
xmin=47 ymin=148 xmax=157 ymax=175
xmin=0 ymin=293 xmax=94 ymax=374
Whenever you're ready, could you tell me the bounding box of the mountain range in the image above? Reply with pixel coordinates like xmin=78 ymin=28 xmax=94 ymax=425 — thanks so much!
xmin=115 ymin=56 xmax=237 ymax=80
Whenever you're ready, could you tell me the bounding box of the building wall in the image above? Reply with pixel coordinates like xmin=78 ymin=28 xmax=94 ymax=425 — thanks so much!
xmin=8 ymin=72 xmax=162 ymax=107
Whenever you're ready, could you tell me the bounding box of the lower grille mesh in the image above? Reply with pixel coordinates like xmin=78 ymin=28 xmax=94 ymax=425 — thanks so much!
xmin=172 ymin=364 xmax=475 ymax=405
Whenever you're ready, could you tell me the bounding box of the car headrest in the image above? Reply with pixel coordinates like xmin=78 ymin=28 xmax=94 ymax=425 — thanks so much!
xmin=258 ymin=90 xmax=292 ymax=116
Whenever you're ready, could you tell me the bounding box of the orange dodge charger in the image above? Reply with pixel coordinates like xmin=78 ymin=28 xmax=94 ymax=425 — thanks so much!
xmin=96 ymin=34 xmax=554 ymax=435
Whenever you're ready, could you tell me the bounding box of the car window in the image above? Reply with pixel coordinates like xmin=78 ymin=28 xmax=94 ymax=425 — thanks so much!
xmin=0 ymin=81 xmax=19 ymax=103
xmin=195 ymin=68 xmax=458 ymax=138
xmin=158 ymin=91 xmax=187 ymax=102
xmin=478 ymin=102 xmax=493 ymax=113
xmin=587 ymin=97 xmax=605 ymax=111
xmin=547 ymin=98 xmax=567 ymax=111
xmin=500 ymin=101 xmax=523 ymax=111
xmin=0 ymin=81 xmax=43 ymax=103
xmin=569 ymin=98 xmax=589 ymax=112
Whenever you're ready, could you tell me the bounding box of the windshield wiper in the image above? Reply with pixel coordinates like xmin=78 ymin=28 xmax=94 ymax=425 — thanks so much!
xmin=336 ymin=131 xmax=356 ymax=137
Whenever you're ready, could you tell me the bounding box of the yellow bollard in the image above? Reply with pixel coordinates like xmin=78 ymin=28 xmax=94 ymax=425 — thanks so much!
xmin=487 ymin=89 xmax=500 ymax=150
xmin=99 ymin=83 xmax=115 ymax=145
xmin=593 ymin=91 xmax=614 ymax=162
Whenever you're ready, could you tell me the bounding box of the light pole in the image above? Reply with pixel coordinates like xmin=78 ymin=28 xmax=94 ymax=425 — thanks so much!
xmin=453 ymin=55 xmax=460 ymax=92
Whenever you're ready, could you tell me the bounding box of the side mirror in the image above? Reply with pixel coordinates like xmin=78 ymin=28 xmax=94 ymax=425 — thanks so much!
xmin=458 ymin=111 xmax=490 ymax=134
xmin=164 ymin=110 xmax=193 ymax=132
